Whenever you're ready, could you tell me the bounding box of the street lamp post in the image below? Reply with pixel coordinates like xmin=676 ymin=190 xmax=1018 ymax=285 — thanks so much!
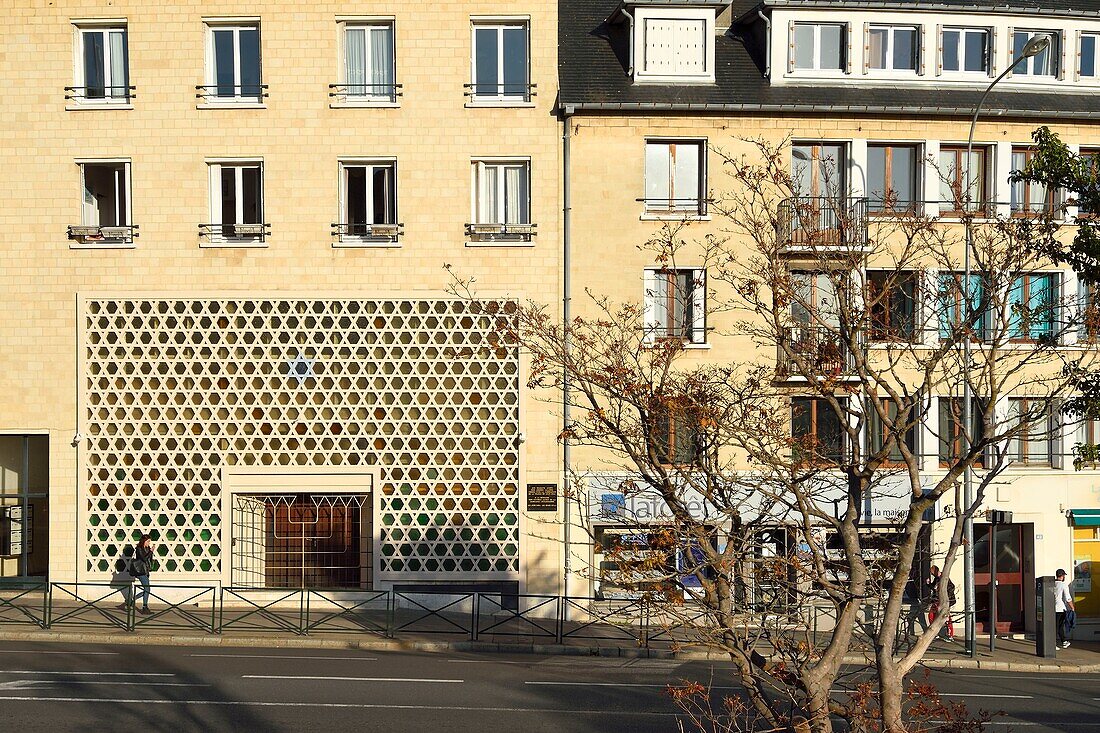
xmin=961 ymin=33 xmax=1051 ymax=658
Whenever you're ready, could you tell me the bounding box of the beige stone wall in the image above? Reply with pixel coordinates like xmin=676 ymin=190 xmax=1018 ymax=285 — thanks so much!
xmin=0 ymin=1 xmax=563 ymax=588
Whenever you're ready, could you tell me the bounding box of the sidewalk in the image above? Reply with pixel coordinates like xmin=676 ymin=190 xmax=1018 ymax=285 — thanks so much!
xmin=1 ymin=625 xmax=1097 ymax=672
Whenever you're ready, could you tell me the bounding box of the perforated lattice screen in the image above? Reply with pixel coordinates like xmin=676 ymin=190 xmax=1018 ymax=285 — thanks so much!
xmin=81 ymin=298 xmax=521 ymax=580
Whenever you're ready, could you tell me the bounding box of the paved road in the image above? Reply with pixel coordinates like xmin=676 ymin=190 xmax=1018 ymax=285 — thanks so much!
xmin=0 ymin=642 xmax=1095 ymax=732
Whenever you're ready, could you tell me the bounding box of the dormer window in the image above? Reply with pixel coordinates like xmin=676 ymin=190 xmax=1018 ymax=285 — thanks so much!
xmin=630 ymin=6 xmax=715 ymax=84
xmin=792 ymin=23 xmax=846 ymax=72
xmin=1082 ymin=33 xmax=1100 ymax=79
xmin=942 ymin=27 xmax=990 ymax=74
xmin=1013 ymin=31 xmax=1058 ymax=77
xmin=869 ymin=25 xmax=918 ymax=72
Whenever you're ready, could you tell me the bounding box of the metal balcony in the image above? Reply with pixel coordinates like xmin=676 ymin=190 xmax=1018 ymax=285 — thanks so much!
xmin=198 ymin=223 xmax=270 ymax=242
xmin=68 ymin=224 xmax=138 ymax=244
xmin=778 ymin=196 xmax=868 ymax=255
xmin=331 ymin=222 xmax=403 ymax=243
xmin=465 ymin=222 xmax=536 ymax=243
xmin=777 ymin=325 xmax=855 ymax=380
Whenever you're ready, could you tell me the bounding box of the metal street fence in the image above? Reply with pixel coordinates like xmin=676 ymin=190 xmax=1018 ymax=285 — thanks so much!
xmin=0 ymin=580 xmax=956 ymax=652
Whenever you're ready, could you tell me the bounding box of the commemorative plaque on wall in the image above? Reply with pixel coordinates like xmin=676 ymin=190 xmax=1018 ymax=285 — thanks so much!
xmin=526 ymin=484 xmax=558 ymax=512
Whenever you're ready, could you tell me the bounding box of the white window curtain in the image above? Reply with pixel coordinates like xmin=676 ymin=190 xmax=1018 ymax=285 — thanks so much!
xmin=345 ymin=28 xmax=366 ymax=91
xmin=108 ymin=30 xmax=127 ymax=96
xmin=504 ymin=165 xmax=526 ymax=224
xmin=370 ymin=26 xmax=394 ymax=94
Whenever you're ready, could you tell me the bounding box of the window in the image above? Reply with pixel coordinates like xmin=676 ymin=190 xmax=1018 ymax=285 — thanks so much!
xmin=1008 ymin=273 xmax=1058 ymax=341
xmin=1011 ymin=147 xmax=1057 ymax=215
xmin=783 ymin=272 xmax=848 ymax=376
xmin=203 ymin=24 xmax=262 ymax=102
xmin=792 ymin=143 xmax=847 ymax=198
xmin=644 ymin=268 xmax=706 ymax=343
xmin=942 ymin=28 xmax=990 ymax=74
xmin=867 ymin=398 xmax=919 ymax=465
xmin=792 ymin=23 xmax=846 ymax=71
xmin=469 ymin=160 xmax=532 ymax=242
xmin=791 ymin=397 xmax=846 ymax=465
xmin=651 ymin=402 xmax=703 ymax=466
xmin=938 ymin=397 xmax=986 ymax=467
xmin=868 ymin=270 xmax=918 ymax=341
xmin=1081 ymin=33 xmax=1100 ymax=78
xmin=341 ymin=23 xmax=396 ymax=102
xmin=205 ymin=162 xmax=264 ymax=242
xmin=644 ymin=140 xmax=706 ymax=215
xmin=470 ymin=22 xmax=529 ymax=102
xmin=337 ymin=161 xmax=398 ymax=243
xmin=639 ymin=13 xmax=712 ymax=80
xmin=70 ymin=161 xmax=132 ymax=244
xmin=1013 ymin=31 xmax=1058 ymax=77
xmin=1007 ymin=398 xmax=1055 ymax=466
xmin=939 ymin=145 xmax=988 ymax=214
xmin=867 ymin=144 xmax=919 ymax=214
xmin=72 ymin=25 xmax=129 ymax=102
xmin=869 ymin=25 xmax=918 ymax=72
xmin=938 ymin=272 xmax=987 ymax=340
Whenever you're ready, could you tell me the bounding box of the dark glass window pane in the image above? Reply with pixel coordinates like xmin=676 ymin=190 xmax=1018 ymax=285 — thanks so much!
xmin=239 ymin=29 xmax=261 ymax=97
xmin=890 ymin=146 xmax=915 ymax=209
xmin=816 ymin=405 xmax=843 ymax=463
xmin=220 ymin=167 xmax=236 ymax=235
xmin=83 ymin=32 xmax=105 ymax=98
xmin=502 ymin=27 xmax=527 ymax=97
xmin=474 ymin=28 xmax=498 ymax=96
xmin=346 ymin=167 xmax=367 ymax=229
xmin=242 ymin=167 xmax=262 ymax=224
xmin=964 ymin=31 xmax=987 ymax=72
xmin=1083 ymin=35 xmax=1097 ymax=76
xmin=214 ymin=30 xmax=235 ymax=97
xmin=893 ymin=28 xmax=916 ymax=70
xmin=943 ymin=30 xmax=960 ymax=71
xmin=372 ymin=166 xmax=393 ymax=224
xmin=867 ymin=146 xmax=886 ymax=211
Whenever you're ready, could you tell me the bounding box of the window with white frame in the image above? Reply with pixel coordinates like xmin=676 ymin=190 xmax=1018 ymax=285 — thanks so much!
xmin=338 ymin=160 xmax=398 ymax=242
xmin=644 ymin=140 xmax=706 ymax=215
xmin=1081 ymin=33 xmax=1100 ymax=78
xmin=341 ymin=23 xmax=396 ymax=102
xmin=1013 ymin=30 xmax=1059 ymax=77
xmin=640 ymin=14 xmax=711 ymax=79
xmin=1010 ymin=147 xmax=1058 ymax=215
xmin=869 ymin=25 xmax=919 ymax=72
xmin=1006 ymin=397 xmax=1057 ymax=466
xmin=72 ymin=25 xmax=130 ymax=102
xmin=205 ymin=162 xmax=264 ymax=241
xmin=867 ymin=143 xmax=919 ymax=214
xmin=942 ymin=27 xmax=990 ymax=74
xmin=469 ymin=159 xmax=532 ymax=241
xmin=470 ymin=21 xmax=529 ymax=102
xmin=204 ymin=23 xmax=263 ymax=102
xmin=792 ymin=23 xmax=846 ymax=71
xmin=1008 ymin=273 xmax=1058 ymax=342
xmin=70 ymin=161 xmax=133 ymax=244
xmin=644 ymin=268 xmax=706 ymax=343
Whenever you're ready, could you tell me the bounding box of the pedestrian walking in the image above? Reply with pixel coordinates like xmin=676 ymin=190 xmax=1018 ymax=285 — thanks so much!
xmin=129 ymin=534 xmax=156 ymax=615
xmin=1055 ymin=568 xmax=1076 ymax=649
xmin=904 ymin=575 xmax=930 ymax=637
xmin=928 ymin=565 xmax=956 ymax=640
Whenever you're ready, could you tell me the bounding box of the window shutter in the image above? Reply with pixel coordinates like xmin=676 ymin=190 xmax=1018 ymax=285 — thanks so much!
xmin=936 ymin=25 xmax=943 ymax=75
xmin=863 ymin=22 xmax=870 ymax=73
xmin=1076 ymin=31 xmax=1083 ymax=81
xmin=845 ymin=22 xmax=853 ymax=74
xmin=788 ymin=20 xmax=796 ymax=72
xmin=1059 ymin=30 xmax=1068 ymax=80
xmin=918 ymin=25 xmax=926 ymax=75
xmin=991 ymin=27 xmax=998 ymax=77
xmin=208 ymin=164 xmax=221 ymax=225
xmin=643 ymin=269 xmax=660 ymax=343
xmin=1007 ymin=27 xmax=1015 ymax=77
xmin=691 ymin=269 xmax=707 ymax=344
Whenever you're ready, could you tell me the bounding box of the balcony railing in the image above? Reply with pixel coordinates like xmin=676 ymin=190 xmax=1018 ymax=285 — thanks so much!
xmin=198 ymin=223 xmax=270 ymax=243
xmin=195 ymin=84 xmax=268 ymax=103
xmin=465 ymin=222 xmax=536 ymax=243
xmin=65 ymin=86 xmax=135 ymax=103
xmin=463 ymin=83 xmax=536 ymax=103
xmin=777 ymin=325 xmax=854 ymax=379
xmin=778 ymin=196 xmax=868 ymax=254
xmin=328 ymin=82 xmax=402 ymax=104
xmin=331 ymin=222 xmax=403 ymax=243
xmin=637 ymin=197 xmax=709 ymax=217
xmin=68 ymin=224 xmax=138 ymax=244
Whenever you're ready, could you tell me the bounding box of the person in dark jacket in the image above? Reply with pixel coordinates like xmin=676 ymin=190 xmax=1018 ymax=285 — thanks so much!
xmin=129 ymin=534 xmax=155 ymax=615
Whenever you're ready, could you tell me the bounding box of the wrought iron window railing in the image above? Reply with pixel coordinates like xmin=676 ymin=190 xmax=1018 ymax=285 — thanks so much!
xmin=65 ymin=85 xmax=135 ymax=103
xmin=331 ymin=222 xmax=403 ymax=242
xmin=198 ymin=223 xmax=270 ymax=242
xmin=195 ymin=84 xmax=268 ymax=102
xmin=465 ymin=222 xmax=536 ymax=243
xmin=777 ymin=325 xmax=856 ymax=379
xmin=328 ymin=82 xmax=402 ymax=104
xmin=68 ymin=224 xmax=138 ymax=244
xmin=636 ymin=197 xmax=709 ymax=217
xmin=778 ymin=196 xmax=868 ymax=253
xmin=463 ymin=83 xmax=536 ymax=103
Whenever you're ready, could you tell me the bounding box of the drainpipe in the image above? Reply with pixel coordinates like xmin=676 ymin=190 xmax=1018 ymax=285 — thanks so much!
xmin=561 ymin=107 xmax=574 ymax=613
xmin=757 ymin=10 xmax=771 ymax=78
xmin=620 ymin=9 xmax=635 ymax=77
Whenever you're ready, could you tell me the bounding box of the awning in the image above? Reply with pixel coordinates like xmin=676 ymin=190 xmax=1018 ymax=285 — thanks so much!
xmin=1070 ymin=509 xmax=1100 ymax=527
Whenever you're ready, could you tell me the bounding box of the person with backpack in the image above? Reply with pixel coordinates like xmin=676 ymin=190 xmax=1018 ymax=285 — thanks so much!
xmin=128 ymin=534 xmax=156 ymax=615
xmin=928 ymin=565 xmax=956 ymax=641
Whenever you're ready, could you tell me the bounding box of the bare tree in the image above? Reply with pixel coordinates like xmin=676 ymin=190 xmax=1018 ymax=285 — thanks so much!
xmin=455 ymin=137 xmax=1092 ymax=733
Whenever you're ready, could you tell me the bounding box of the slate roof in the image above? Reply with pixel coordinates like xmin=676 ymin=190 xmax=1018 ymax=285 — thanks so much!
xmin=559 ymin=0 xmax=1100 ymax=119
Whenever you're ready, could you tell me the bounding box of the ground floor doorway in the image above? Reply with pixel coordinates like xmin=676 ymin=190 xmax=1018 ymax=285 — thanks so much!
xmin=0 ymin=435 xmax=49 ymax=579
xmin=974 ymin=522 xmax=1034 ymax=632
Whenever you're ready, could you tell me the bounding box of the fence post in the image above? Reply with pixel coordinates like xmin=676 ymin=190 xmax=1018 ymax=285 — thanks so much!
xmin=470 ymin=593 xmax=478 ymax=642
xmin=299 ymin=590 xmax=307 ymax=635
xmin=555 ymin=595 xmax=564 ymax=644
xmin=44 ymin=582 xmax=53 ymax=629
xmin=127 ymin=582 xmax=136 ymax=632
xmin=386 ymin=591 xmax=395 ymax=638
xmin=641 ymin=597 xmax=650 ymax=649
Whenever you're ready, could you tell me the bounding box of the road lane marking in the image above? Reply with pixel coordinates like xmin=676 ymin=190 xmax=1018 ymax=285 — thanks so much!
xmin=0 ymin=696 xmax=681 ymax=716
xmin=242 ymin=675 xmax=464 ymax=683
xmin=831 ymin=689 xmax=1032 ymax=699
xmin=954 ymin=674 xmax=1100 ymax=680
xmin=190 ymin=654 xmax=377 ymax=661
xmin=0 ymin=680 xmax=207 ymax=689
xmin=525 ymin=682 xmax=740 ymax=690
xmin=0 ymin=651 xmax=120 ymax=656
xmin=0 ymin=669 xmax=173 ymax=677
xmin=447 ymin=660 xmax=531 ymax=665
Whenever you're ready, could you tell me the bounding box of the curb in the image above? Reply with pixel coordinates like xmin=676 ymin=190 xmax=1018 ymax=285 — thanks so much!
xmin=0 ymin=629 xmax=1098 ymax=671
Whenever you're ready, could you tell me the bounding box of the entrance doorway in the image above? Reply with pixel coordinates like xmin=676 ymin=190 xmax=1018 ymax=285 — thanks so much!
xmin=974 ymin=522 xmax=1029 ymax=631
xmin=0 ymin=435 xmax=49 ymax=579
xmin=232 ymin=494 xmax=371 ymax=589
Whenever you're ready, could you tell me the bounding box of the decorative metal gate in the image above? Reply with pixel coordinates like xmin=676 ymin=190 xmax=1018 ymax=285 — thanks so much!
xmin=232 ymin=494 xmax=371 ymax=589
